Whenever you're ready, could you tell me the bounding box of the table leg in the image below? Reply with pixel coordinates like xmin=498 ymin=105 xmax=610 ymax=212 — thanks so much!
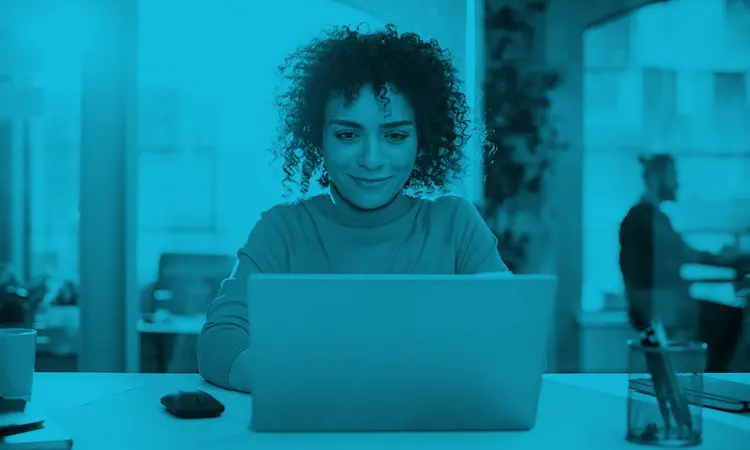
xmin=155 ymin=334 xmax=167 ymax=373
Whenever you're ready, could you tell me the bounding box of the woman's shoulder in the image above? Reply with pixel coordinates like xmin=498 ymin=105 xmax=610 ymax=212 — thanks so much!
xmin=240 ymin=196 xmax=323 ymax=273
xmin=259 ymin=197 xmax=307 ymax=220
xmin=257 ymin=195 xmax=321 ymax=228
xmin=414 ymin=193 xmax=479 ymax=220
xmin=253 ymin=194 xmax=337 ymax=242
xmin=414 ymin=193 xmax=506 ymax=273
xmin=409 ymin=193 xmax=489 ymax=241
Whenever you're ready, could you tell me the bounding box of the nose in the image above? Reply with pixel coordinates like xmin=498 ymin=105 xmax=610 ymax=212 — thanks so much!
xmin=357 ymin=140 xmax=386 ymax=170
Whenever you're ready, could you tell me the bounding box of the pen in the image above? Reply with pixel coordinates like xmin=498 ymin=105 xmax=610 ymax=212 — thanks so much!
xmin=0 ymin=421 xmax=45 ymax=438
xmin=653 ymin=322 xmax=693 ymax=431
xmin=640 ymin=327 xmax=673 ymax=432
xmin=641 ymin=321 xmax=693 ymax=437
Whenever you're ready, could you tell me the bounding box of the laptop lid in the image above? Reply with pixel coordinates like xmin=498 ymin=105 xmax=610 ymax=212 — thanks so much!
xmin=248 ymin=274 xmax=557 ymax=432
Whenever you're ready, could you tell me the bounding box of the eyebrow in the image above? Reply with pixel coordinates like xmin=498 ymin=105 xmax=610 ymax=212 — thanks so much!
xmin=328 ymin=119 xmax=415 ymax=129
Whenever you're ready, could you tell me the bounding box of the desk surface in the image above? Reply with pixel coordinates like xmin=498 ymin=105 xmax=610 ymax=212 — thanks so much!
xmin=32 ymin=373 xmax=750 ymax=450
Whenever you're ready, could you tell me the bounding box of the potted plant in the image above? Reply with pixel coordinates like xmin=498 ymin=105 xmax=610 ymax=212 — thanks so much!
xmin=480 ymin=0 xmax=565 ymax=273
xmin=0 ymin=264 xmax=46 ymax=328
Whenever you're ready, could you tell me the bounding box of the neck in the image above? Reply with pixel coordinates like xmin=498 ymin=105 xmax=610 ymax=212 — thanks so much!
xmin=321 ymin=184 xmax=414 ymax=228
xmin=641 ymin=190 xmax=662 ymax=206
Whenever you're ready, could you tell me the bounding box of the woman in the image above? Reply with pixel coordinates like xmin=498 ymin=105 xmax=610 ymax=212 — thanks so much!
xmin=198 ymin=24 xmax=508 ymax=392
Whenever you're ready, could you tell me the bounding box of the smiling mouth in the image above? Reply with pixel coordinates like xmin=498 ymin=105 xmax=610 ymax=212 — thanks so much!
xmin=350 ymin=175 xmax=391 ymax=185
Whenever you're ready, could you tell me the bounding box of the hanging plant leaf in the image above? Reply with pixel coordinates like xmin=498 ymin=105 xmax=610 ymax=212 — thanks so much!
xmin=480 ymin=0 xmax=565 ymax=273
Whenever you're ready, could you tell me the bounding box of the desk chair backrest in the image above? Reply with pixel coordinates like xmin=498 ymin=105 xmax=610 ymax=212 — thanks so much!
xmin=152 ymin=253 xmax=235 ymax=316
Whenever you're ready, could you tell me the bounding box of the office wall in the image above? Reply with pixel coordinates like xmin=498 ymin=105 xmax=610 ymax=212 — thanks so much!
xmin=0 ymin=0 xmax=85 ymax=281
xmin=582 ymin=0 xmax=750 ymax=311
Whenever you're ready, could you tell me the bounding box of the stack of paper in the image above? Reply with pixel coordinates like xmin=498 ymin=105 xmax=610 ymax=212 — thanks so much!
xmin=0 ymin=402 xmax=72 ymax=450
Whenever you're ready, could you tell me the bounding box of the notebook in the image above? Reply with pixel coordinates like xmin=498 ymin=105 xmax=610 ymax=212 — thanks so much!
xmin=629 ymin=376 xmax=750 ymax=413
xmin=0 ymin=403 xmax=72 ymax=450
xmin=0 ymin=419 xmax=72 ymax=450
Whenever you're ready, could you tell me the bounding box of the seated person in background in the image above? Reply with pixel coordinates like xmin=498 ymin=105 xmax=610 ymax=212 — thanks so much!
xmin=619 ymin=154 xmax=746 ymax=372
xmin=198 ymin=24 xmax=509 ymax=392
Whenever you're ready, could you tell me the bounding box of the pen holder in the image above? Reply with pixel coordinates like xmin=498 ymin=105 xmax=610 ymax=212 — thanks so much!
xmin=626 ymin=340 xmax=707 ymax=447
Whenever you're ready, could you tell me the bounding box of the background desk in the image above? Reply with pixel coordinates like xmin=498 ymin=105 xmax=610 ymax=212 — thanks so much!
xmin=136 ymin=315 xmax=204 ymax=373
xmin=33 ymin=373 xmax=750 ymax=450
xmin=578 ymin=310 xmax=750 ymax=372
xmin=136 ymin=316 xmax=205 ymax=335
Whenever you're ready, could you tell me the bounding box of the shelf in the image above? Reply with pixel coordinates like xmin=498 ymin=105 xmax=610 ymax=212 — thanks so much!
xmin=577 ymin=309 xmax=630 ymax=328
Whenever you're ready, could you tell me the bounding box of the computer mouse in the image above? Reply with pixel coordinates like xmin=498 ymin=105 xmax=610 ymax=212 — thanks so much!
xmin=160 ymin=390 xmax=225 ymax=419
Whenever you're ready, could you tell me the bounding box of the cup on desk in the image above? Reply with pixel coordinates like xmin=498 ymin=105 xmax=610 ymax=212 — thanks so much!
xmin=0 ymin=328 xmax=37 ymax=401
xmin=626 ymin=339 xmax=706 ymax=447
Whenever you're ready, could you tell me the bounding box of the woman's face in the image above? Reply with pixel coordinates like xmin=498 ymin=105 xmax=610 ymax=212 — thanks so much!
xmin=322 ymin=84 xmax=418 ymax=210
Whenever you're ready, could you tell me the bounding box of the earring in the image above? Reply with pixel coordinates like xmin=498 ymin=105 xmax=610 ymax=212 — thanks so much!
xmin=319 ymin=167 xmax=330 ymax=186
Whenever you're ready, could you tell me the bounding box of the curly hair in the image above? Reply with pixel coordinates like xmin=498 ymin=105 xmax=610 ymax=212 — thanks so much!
xmin=272 ymin=23 xmax=472 ymax=196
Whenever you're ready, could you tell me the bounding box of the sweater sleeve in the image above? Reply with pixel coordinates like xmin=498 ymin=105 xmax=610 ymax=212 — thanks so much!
xmin=197 ymin=207 xmax=288 ymax=389
xmin=446 ymin=196 xmax=509 ymax=274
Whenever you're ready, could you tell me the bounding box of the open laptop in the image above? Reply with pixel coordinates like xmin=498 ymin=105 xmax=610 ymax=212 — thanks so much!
xmin=247 ymin=274 xmax=557 ymax=433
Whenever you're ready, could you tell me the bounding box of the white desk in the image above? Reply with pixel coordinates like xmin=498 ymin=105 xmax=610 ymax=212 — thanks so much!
xmin=136 ymin=315 xmax=205 ymax=335
xmin=33 ymin=373 xmax=750 ymax=450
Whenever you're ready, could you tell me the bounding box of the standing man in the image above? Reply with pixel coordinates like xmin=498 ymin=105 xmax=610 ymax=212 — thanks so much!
xmin=619 ymin=154 xmax=746 ymax=372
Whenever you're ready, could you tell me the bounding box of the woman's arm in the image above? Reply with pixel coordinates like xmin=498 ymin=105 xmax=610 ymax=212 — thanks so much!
xmin=228 ymin=348 xmax=254 ymax=393
xmin=448 ymin=197 xmax=510 ymax=274
xmin=197 ymin=255 xmax=257 ymax=390
xmin=197 ymin=207 xmax=289 ymax=391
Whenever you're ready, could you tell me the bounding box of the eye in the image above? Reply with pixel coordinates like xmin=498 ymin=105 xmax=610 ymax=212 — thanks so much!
xmin=335 ymin=131 xmax=359 ymax=142
xmin=385 ymin=132 xmax=409 ymax=143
